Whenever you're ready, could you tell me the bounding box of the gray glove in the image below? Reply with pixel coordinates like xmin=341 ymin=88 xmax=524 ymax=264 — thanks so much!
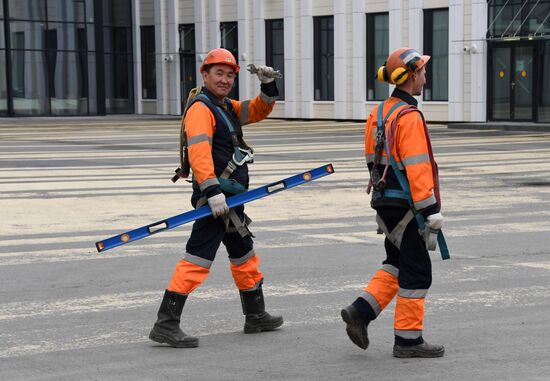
xmin=426 ymin=212 xmax=444 ymax=230
xmin=208 ymin=193 xmax=229 ymax=218
xmin=424 ymin=212 xmax=443 ymax=251
xmin=255 ymin=65 xmax=276 ymax=84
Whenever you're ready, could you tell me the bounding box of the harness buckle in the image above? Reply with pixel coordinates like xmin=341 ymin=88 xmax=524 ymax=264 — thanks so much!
xmin=232 ymin=147 xmax=254 ymax=166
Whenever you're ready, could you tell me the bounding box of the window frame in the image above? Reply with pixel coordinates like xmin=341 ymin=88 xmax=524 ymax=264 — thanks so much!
xmin=313 ymin=15 xmax=334 ymax=101
xmin=423 ymin=7 xmax=449 ymax=102
xmin=140 ymin=25 xmax=156 ymax=99
xmin=366 ymin=12 xmax=389 ymax=101
xmin=265 ymin=18 xmax=284 ymax=100
xmin=220 ymin=21 xmax=238 ymax=99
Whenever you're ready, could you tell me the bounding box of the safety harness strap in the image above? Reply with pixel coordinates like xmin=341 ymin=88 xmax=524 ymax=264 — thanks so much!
xmin=195 ymin=94 xmax=254 ymax=168
xmin=376 ymin=210 xmax=415 ymax=249
xmin=373 ymin=101 xmax=450 ymax=260
xmin=368 ymin=101 xmax=407 ymax=194
xmin=387 ymin=106 xmax=449 ymax=259
xmin=190 ymin=94 xmax=253 ymax=236
xmin=195 ymin=195 xmax=253 ymax=238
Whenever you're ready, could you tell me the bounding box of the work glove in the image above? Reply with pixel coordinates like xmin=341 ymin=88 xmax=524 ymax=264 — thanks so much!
xmin=255 ymin=65 xmax=276 ymax=84
xmin=424 ymin=212 xmax=443 ymax=251
xmin=208 ymin=193 xmax=229 ymax=218
xmin=426 ymin=212 xmax=444 ymax=230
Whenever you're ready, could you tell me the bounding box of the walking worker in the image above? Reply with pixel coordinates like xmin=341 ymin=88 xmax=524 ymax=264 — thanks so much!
xmin=149 ymin=48 xmax=282 ymax=348
xmin=341 ymin=47 xmax=445 ymax=358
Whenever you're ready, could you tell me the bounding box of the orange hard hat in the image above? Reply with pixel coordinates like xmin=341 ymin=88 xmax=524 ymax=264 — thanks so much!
xmin=376 ymin=47 xmax=430 ymax=85
xmin=200 ymin=48 xmax=240 ymax=73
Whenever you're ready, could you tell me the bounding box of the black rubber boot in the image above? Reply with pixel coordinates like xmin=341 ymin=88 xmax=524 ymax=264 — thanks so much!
xmin=393 ymin=341 xmax=445 ymax=358
xmin=149 ymin=290 xmax=199 ymax=348
xmin=341 ymin=304 xmax=371 ymax=350
xmin=240 ymin=285 xmax=283 ymax=334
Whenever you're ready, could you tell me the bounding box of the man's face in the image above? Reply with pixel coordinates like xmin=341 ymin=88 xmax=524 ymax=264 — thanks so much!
xmin=202 ymin=64 xmax=236 ymax=100
xmin=411 ymin=66 xmax=426 ymax=96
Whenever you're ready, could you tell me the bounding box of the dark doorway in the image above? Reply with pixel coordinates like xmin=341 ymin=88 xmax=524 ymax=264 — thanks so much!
xmin=489 ymin=42 xmax=535 ymax=121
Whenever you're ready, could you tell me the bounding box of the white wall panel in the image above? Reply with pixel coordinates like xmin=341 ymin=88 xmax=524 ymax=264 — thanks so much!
xmin=136 ymin=0 xmax=489 ymax=122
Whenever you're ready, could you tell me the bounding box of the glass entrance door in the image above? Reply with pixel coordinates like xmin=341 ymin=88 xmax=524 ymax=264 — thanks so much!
xmin=490 ymin=44 xmax=534 ymax=121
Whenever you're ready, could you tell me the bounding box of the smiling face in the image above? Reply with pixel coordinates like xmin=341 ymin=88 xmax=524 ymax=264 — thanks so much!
xmin=202 ymin=64 xmax=236 ymax=100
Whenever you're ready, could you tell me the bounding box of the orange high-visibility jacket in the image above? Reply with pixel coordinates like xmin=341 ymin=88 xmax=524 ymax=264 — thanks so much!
xmin=365 ymin=97 xmax=438 ymax=212
xmin=184 ymin=90 xmax=275 ymax=192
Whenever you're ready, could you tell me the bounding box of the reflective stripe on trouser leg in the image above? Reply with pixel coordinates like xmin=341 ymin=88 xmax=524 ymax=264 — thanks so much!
xmin=361 ymin=264 xmax=399 ymax=317
xmin=229 ymin=251 xmax=263 ymax=291
xmin=394 ymin=288 xmax=428 ymax=340
xmin=167 ymin=254 xmax=212 ymax=294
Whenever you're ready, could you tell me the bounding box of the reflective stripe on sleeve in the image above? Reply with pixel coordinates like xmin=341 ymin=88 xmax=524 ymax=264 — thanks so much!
xmin=398 ymin=288 xmax=428 ymax=299
xmin=198 ymin=177 xmax=220 ymax=191
xmin=183 ymin=252 xmax=213 ymax=269
xmin=414 ymin=194 xmax=437 ymax=210
xmin=239 ymin=100 xmax=250 ymax=125
xmin=402 ymin=153 xmax=430 ymax=167
xmin=260 ymin=91 xmax=276 ymax=104
xmin=188 ymin=133 xmax=212 ymax=146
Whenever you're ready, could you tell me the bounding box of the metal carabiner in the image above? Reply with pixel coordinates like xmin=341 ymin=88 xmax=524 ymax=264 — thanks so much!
xmin=232 ymin=147 xmax=254 ymax=166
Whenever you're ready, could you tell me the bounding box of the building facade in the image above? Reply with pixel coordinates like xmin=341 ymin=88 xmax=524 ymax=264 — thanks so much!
xmin=1 ymin=0 xmax=549 ymax=122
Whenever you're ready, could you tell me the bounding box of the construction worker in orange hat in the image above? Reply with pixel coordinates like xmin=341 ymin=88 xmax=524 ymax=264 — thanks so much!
xmin=340 ymin=47 xmax=445 ymax=358
xmin=149 ymin=48 xmax=282 ymax=348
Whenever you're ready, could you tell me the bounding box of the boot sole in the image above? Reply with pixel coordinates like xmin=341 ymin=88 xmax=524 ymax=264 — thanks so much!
xmin=393 ymin=347 xmax=445 ymax=358
xmin=244 ymin=318 xmax=284 ymax=334
xmin=341 ymin=308 xmax=369 ymax=350
xmin=149 ymin=331 xmax=199 ymax=348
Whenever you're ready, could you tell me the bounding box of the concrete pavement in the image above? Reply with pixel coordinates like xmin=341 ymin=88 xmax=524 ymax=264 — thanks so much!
xmin=1 ymin=118 xmax=550 ymax=380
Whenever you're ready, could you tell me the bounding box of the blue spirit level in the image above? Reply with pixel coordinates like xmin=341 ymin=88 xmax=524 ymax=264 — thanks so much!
xmin=96 ymin=164 xmax=335 ymax=253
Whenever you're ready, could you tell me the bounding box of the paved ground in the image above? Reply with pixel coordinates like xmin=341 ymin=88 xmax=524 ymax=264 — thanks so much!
xmin=1 ymin=118 xmax=549 ymax=380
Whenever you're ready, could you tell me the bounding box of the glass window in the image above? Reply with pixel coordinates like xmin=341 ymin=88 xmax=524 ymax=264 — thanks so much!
xmin=46 ymin=0 xmax=85 ymax=23
xmin=50 ymin=51 xmax=88 ymax=115
xmin=8 ymin=0 xmax=46 ymax=21
xmin=103 ymin=0 xmax=131 ymax=26
xmin=366 ymin=13 xmax=389 ymax=101
xmin=220 ymin=21 xmax=238 ymax=99
xmin=488 ymin=0 xmax=550 ymax=38
xmin=11 ymin=50 xmax=50 ymax=115
xmin=86 ymin=24 xmax=95 ymax=52
xmin=0 ymin=50 xmax=7 ymax=115
xmin=265 ymin=19 xmax=284 ymax=100
xmin=314 ymin=16 xmax=334 ymax=101
xmin=179 ymin=24 xmax=196 ymax=107
xmin=141 ymin=25 xmax=156 ymax=99
xmin=0 ymin=21 xmax=4 ymax=48
xmin=2 ymin=0 xmax=133 ymax=116
xmin=1 ymin=1 xmax=4 ymax=18
xmin=423 ymin=8 xmax=448 ymax=101
xmin=85 ymin=51 xmax=97 ymax=114
xmin=104 ymin=26 xmax=130 ymax=54
xmin=104 ymin=53 xmax=133 ymax=113
xmin=45 ymin=23 xmax=87 ymax=51
xmin=10 ymin=21 xmax=46 ymax=50
xmin=540 ymin=41 xmax=550 ymax=122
